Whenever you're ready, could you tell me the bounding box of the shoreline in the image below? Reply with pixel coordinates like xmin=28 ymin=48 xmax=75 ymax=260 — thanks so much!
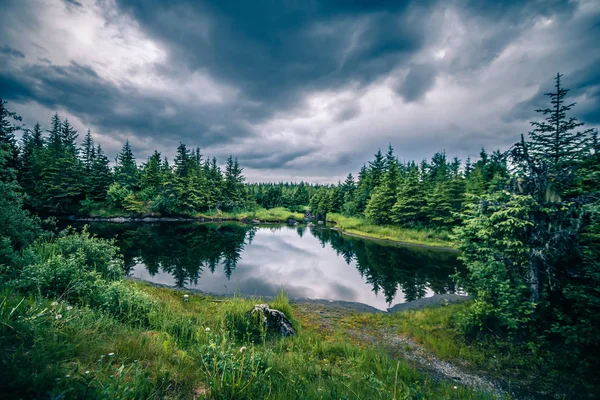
xmin=330 ymin=226 xmax=459 ymax=252
xmin=69 ymin=215 xmax=458 ymax=251
xmin=128 ymin=277 xmax=469 ymax=314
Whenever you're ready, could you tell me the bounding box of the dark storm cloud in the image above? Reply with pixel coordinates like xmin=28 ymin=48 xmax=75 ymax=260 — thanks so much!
xmin=63 ymin=0 xmax=83 ymax=7
xmin=397 ymin=63 xmax=437 ymax=101
xmin=0 ymin=0 xmax=598 ymax=179
xmin=0 ymin=45 xmax=25 ymax=58
xmin=509 ymin=58 xmax=600 ymax=126
xmin=0 ymin=61 xmax=252 ymax=153
xmin=114 ymin=0 xmax=432 ymax=120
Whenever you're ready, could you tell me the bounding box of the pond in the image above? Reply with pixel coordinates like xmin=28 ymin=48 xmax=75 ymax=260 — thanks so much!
xmin=83 ymin=222 xmax=464 ymax=311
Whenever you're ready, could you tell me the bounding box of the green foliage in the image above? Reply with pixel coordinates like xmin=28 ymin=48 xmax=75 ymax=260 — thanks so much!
xmin=96 ymin=280 xmax=155 ymax=325
xmin=457 ymin=74 xmax=600 ymax=361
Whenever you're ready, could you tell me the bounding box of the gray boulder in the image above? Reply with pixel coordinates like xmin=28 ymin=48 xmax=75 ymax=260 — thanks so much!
xmin=245 ymin=304 xmax=296 ymax=337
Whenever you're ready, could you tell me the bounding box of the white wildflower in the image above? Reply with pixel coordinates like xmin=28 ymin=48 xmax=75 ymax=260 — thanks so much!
xmin=205 ymin=327 xmax=210 ymax=332
xmin=55 ymin=314 xmax=62 ymax=320
xmin=66 ymin=306 xmax=73 ymax=311
xmin=453 ymin=386 xmax=458 ymax=389
xmin=51 ymin=301 xmax=58 ymax=307
xmin=239 ymin=346 xmax=247 ymax=353
xmin=66 ymin=375 xmax=71 ymax=378
xmin=85 ymin=371 xmax=90 ymax=375
xmin=108 ymin=352 xmax=115 ymax=357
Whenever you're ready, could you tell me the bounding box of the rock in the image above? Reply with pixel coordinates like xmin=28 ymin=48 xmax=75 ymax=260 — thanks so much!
xmin=287 ymin=218 xmax=298 ymax=225
xmin=317 ymin=220 xmax=324 ymax=225
xmin=252 ymin=219 xmax=260 ymax=224
xmin=245 ymin=304 xmax=296 ymax=337
xmin=308 ymin=222 xmax=315 ymax=227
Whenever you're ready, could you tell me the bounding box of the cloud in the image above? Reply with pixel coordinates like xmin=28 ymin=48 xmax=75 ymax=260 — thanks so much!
xmin=0 ymin=45 xmax=25 ymax=58
xmin=0 ymin=0 xmax=598 ymax=181
xmin=396 ymin=63 xmax=437 ymax=101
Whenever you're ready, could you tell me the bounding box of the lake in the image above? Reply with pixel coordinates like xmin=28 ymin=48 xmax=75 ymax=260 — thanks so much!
xmin=83 ymin=222 xmax=463 ymax=311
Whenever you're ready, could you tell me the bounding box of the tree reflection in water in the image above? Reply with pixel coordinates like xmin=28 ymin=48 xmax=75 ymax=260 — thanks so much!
xmin=83 ymin=223 xmax=463 ymax=303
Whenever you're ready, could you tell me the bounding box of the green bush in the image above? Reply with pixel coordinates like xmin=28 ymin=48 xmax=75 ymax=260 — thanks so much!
xmin=51 ymin=228 xmax=124 ymax=281
xmin=94 ymin=281 xmax=155 ymax=326
xmin=18 ymin=252 xmax=104 ymax=301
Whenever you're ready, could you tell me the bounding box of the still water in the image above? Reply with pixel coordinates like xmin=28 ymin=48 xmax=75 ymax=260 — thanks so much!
xmin=84 ymin=222 xmax=463 ymax=311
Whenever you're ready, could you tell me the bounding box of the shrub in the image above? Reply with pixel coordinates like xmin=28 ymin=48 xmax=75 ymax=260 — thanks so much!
xmin=18 ymin=251 xmax=104 ymax=301
xmin=45 ymin=228 xmax=123 ymax=281
xmin=94 ymin=281 xmax=155 ymax=326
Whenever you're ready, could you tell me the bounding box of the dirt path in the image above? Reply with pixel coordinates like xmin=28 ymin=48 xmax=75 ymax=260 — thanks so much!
xmin=294 ymin=303 xmax=510 ymax=399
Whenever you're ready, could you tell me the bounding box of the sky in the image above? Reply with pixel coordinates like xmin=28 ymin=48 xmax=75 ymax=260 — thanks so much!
xmin=1 ymin=0 xmax=599 ymax=183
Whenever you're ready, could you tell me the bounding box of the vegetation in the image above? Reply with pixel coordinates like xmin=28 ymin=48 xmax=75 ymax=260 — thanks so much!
xmin=340 ymin=303 xmax=596 ymax=398
xmin=327 ymin=213 xmax=454 ymax=248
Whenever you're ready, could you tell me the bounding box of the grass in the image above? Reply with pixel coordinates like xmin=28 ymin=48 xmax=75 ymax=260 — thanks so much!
xmin=340 ymin=302 xmax=596 ymax=398
xmin=0 ymin=282 xmax=497 ymax=399
xmin=196 ymin=207 xmax=305 ymax=223
xmin=327 ymin=213 xmax=455 ymax=248
xmin=85 ymin=206 xmax=305 ymax=223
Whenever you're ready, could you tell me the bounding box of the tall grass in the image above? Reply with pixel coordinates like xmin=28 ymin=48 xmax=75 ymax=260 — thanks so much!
xmin=1 ymin=282 xmax=497 ymax=399
xmin=327 ymin=213 xmax=455 ymax=248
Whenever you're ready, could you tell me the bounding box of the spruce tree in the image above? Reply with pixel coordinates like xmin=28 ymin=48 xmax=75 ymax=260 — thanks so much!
xmin=529 ymin=73 xmax=592 ymax=172
xmin=368 ymin=149 xmax=385 ymax=189
xmin=89 ymin=144 xmax=112 ymax=202
xmin=0 ymin=99 xmax=21 ymax=173
xmin=391 ymin=162 xmax=427 ymax=226
xmin=365 ymin=153 xmax=400 ymax=225
xmin=115 ymin=140 xmax=139 ymax=190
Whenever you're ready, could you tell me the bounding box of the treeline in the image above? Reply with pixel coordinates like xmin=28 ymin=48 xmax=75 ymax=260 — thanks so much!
xmin=0 ymin=105 xmax=249 ymax=216
xmin=247 ymin=182 xmax=316 ymax=211
xmin=308 ymin=146 xmax=507 ymax=228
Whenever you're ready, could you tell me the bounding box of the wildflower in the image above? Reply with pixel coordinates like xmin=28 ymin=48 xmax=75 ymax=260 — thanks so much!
xmin=51 ymin=301 xmax=58 ymax=307
xmin=453 ymin=386 xmax=458 ymax=389
xmin=108 ymin=352 xmax=115 ymax=357
xmin=55 ymin=314 xmax=62 ymax=320
xmin=239 ymin=346 xmax=247 ymax=353
xmin=66 ymin=375 xmax=71 ymax=378
xmin=205 ymin=327 xmax=210 ymax=332
xmin=85 ymin=371 xmax=90 ymax=375
xmin=183 ymin=294 xmax=190 ymax=302
xmin=66 ymin=306 xmax=73 ymax=311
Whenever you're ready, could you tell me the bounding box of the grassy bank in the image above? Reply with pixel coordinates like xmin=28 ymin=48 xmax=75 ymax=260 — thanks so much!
xmin=1 ymin=281 xmax=496 ymax=399
xmin=195 ymin=207 xmax=305 ymax=223
xmin=86 ymin=206 xmax=305 ymax=223
xmin=327 ymin=213 xmax=455 ymax=249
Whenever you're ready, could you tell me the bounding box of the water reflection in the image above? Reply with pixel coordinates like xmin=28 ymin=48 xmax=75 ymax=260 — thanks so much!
xmin=83 ymin=223 xmax=463 ymax=310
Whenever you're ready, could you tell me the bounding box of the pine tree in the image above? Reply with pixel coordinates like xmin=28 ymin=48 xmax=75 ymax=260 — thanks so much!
xmin=365 ymin=153 xmax=400 ymax=224
xmin=37 ymin=116 xmax=85 ymax=213
xmin=529 ymin=73 xmax=592 ymax=172
xmin=115 ymin=140 xmax=139 ymax=190
xmin=19 ymin=123 xmax=45 ymax=209
xmin=391 ymin=162 xmax=427 ymax=226
xmin=368 ymin=149 xmax=385 ymax=189
xmin=140 ymin=151 xmax=163 ymax=198
xmin=89 ymin=144 xmax=113 ymax=202
xmin=222 ymin=156 xmax=246 ymax=210
xmin=82 ymin=129 xmax=95 ymax=171
xmin=0 ymin=99 xmax=21 ymax=173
